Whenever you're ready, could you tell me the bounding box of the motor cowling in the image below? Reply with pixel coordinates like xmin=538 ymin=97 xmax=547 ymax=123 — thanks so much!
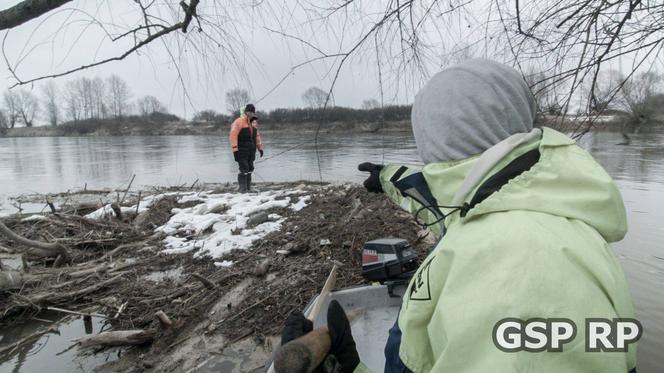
xmin=362 ymin=238 xmax=418 ymax=283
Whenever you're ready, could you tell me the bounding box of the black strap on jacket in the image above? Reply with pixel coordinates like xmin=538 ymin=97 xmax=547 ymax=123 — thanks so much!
xmin=391 ymin=169 xmax=446 ymax=229
xmin=460 ymin=148 xmax=540 ymax=217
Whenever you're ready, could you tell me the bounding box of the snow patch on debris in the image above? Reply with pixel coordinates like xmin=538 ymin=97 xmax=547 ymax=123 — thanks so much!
xmin=85 ymin=194 xmax=165 ymax=220
xmin=21 ymin=215 xmax=49 ymax=222
xmin=214 ymin=260 xmax=234 ymax=268
xmin=157 ymin=189 xmax=309 ymax=258
xmin=291 ymin=195 xmax=311 ymax=211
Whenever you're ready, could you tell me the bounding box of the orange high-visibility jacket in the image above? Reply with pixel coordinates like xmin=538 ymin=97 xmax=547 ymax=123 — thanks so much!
xmin=229 ymin=115 xmax=263 ymax=153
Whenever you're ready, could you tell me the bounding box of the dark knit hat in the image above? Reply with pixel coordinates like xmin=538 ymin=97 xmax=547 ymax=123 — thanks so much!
xmin=244 ymin=104 xmax=256 ymax=113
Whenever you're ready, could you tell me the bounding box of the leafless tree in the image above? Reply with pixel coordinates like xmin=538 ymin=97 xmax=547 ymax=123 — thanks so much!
xmin=615 ymin=71 xmax=663 ymax=123
xmin=584 ymin=70 xmax=623 ymax=114
xmin=41 ymin=81 xmax=59 ymax=126
xmin=361 ymin=99 xmax=380 ymax=110
xmin=15 ymin=89 xmax=39 ymax=127
xmin=137 ymin=96 xmax=166 ymax=117
xmin=91 ymin=77 xmax=107 ymax=119
xmin=270 ymin=1 xmax=664 ymax=136
xmin=60 ymin=76 xmax=108 ymax=120
xmin=0 ymin=109 xmax=8 ymax=129
xmin=525 ymin=70 xmax=563 ymax=115
xmin=302 ymin=87 xmax=329 ymax=109
xmin=193 ymin=110 xmax=218 ymax=122
xmin=67 ymin=78 xmax=91 ymax=120
xmin=63 ymin=80 xmax=82 ymax=122
xmin=106 ymin=75 xmax=132 ymax=118
xmin=3 ymin=90 xmax=20 ymax=128
xmin=78 ymin=78 xmax=93 ymax=119
xmin=225 ymin=89 xmax=250 ymax=114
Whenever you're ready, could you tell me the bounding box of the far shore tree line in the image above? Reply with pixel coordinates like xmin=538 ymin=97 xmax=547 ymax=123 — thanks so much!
xmin=2 ymin=73 xmax=662 ymax=133
xmin=0 ymin=74 xmax=170 ymax=129
xmin=192 ymin=87 xmax=403 ymax=126
xmin=527 ymin=70 xmax=664 ymax=125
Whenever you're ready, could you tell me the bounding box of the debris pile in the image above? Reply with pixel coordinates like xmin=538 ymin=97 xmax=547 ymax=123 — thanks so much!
xmin=0 ymin=182 xmax=431 ymax=370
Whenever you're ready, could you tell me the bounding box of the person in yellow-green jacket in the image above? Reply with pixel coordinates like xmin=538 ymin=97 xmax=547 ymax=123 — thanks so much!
xmin=279 ymin=59 xmax=638 ymax=373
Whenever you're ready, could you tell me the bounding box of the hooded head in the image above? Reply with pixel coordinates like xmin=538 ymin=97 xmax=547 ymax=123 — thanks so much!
xmin=411 ymin=59 xmax=537 ymax=164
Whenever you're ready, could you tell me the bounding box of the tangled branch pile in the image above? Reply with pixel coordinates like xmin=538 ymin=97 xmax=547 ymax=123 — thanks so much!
xmin=0 ymin=183 xmax=430 ymax=368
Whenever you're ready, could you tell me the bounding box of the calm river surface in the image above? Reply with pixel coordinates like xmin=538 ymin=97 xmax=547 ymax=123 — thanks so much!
xmin=0 ymin=131 xmax=662 ymax=372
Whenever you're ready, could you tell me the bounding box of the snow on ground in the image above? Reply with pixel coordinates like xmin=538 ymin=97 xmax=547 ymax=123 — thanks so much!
xmin=83 ymin=188 xmax=312 ymax=260
xmin=291 ymin=195 xmax=311 ymax=211
xmin=156 ymin=189 xmax=310 ymax=259
xmin=85 ymin=194 xmax=165 ymax=219
xmin=214 ymin=260 xmax=234 ymax=268
xmin=21 ymin=215 xmax=49 ymax=222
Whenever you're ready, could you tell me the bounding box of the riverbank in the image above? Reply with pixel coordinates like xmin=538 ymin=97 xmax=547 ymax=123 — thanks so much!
xmin=0 ymin=119 xmax=414 ymax=138
xmin=2 ymin=114 xmax=664 ymax=138
xmin=0 ymin=182 xmax=432 ymax=372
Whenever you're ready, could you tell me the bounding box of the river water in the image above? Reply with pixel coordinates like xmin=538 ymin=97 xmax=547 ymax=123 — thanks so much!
xmin=0 ymin=131 xmax=662 ymax=372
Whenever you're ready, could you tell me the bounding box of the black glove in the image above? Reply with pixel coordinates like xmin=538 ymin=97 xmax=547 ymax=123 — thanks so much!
xmin=259 ymin=149 xmax=264 ymax=158
xmin=233 ymin=151 xmax=239 ymax=162
xmin=327 ymin=300 xmax=360 ymax=372
xmin=281 ymin=311 xmax=313 ymax=345
xmin=358 ymin=162 xmax=384 ymax=193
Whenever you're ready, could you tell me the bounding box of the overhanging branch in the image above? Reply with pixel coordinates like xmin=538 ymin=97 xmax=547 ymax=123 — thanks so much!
xmin=7 ymin=0 xmax=201 ymax=87
xmin=0 ymin=0 xmax=73 ymax=31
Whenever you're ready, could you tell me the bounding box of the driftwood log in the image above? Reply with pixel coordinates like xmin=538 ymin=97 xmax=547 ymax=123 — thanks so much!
xmin=0 ymin=220 xmax=69 ymax=259
xmin=155 ymin=310 xmax=173 ymax=328
xmin=77 ymin=329 xmax=157 ymax=348
xmin=0 ymin=270 xmax=31 ymax=291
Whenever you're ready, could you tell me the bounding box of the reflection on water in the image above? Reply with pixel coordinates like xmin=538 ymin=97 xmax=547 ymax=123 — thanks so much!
xmin=578 ymin=132 xmax=664 ymax=373
xmin=0 ymin=313 xmax=115 ymax=372
xmin=0 ymin=130 xmax=663 ymax=372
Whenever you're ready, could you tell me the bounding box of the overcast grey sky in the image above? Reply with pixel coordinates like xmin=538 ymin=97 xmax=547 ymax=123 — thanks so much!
xmin=0 ymin=0 xmax=422 ymax=123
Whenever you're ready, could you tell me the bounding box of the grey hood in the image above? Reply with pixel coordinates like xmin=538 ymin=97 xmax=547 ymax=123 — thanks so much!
xmin=411 ymin=59 xmax=537 ymax=164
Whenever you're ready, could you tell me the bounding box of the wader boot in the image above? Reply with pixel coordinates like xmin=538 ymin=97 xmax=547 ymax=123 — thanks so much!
xmin=246 ymin=173 xmax=256 ymax=193
xmin=238 ymin=173 xmax=248 ymax=193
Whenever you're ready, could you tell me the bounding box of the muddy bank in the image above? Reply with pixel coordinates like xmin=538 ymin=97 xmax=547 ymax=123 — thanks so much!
xmin=0 ymin=182 xmax=433 ymax=372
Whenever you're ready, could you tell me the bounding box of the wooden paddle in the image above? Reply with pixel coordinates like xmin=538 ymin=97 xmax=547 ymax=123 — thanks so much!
xmin=306 ymin=264 xmax=338 ymax=321
xmin=274 ymin=264 xmax=338 ymax=373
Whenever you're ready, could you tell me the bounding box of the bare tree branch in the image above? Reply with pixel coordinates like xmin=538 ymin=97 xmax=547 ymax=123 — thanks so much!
xmin=7 ymin=0 xmax=202 ymax=87
xmin=0 ymin=0 xmax=73 ymax=31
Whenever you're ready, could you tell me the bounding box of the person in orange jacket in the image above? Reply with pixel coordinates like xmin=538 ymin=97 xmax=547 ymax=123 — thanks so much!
xmin=229 ymin=104 xmax=264 ymax=193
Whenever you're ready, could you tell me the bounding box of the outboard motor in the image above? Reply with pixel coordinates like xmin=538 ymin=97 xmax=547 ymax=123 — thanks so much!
xmin=361 ymin=238 xmax=418 ymax=297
